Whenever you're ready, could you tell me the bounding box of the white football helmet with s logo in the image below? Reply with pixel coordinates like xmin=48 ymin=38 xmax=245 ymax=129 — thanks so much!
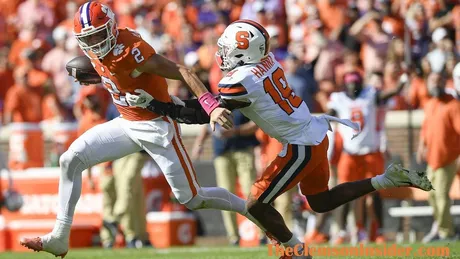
xmin=216 ymin=19 xmax=271 ymax=71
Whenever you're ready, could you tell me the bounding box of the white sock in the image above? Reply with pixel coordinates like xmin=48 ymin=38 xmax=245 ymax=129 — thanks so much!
xmin=197 ymin=187 xmax=267 ymax=231
xmin=51 ymin=219 xmax=72 ymax=240
xmin=54 ymin=150 xmax=87 ymax=238
xmin=198 ymin=187 xmax=246 ymax=212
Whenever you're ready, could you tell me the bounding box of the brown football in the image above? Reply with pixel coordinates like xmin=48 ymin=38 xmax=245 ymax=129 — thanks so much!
xmin=65 ymin=56 xmax=101 ymax=84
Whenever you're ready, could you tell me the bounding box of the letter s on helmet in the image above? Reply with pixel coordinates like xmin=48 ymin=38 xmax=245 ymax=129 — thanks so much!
xmin=216 ymin=19 xmax=270 ymax=71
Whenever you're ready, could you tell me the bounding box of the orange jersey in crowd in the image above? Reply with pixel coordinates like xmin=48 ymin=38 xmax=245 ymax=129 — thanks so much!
xmin=75 ymin=85 xmax=111 ymax=136
xmin=91 ymin=28 xmax=171 ymax=121
xmin=421 ymin=96 xmax=460 ymax=170
xmin=408 ymin=76 xmax=430 ymax=109
xmin=4 ymin=85 xmax=42 ymax=123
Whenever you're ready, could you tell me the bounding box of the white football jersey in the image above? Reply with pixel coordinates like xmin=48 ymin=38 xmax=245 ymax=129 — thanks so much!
xmin=218 ymin=52 xmax=330 ymax=145
xmin=328 ymin=87 xmax=385 ymax=155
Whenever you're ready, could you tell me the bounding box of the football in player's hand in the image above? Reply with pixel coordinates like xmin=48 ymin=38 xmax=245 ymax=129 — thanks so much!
xmin=66 ymin=56 xmax=101 ymax=84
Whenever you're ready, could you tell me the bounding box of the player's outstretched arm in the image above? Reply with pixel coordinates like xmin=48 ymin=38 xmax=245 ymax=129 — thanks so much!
xmin=125 ymin=90 xmax=211 ymax=124
xmin=136 ymin=54 xmax=233 ymax=130
xmin=149 ymin=98 xmax=211 ymax=124
xmin=127 ymin=90 xmax=249 ymax=125
xmin=136 ymin=54 xmax=208 ymax=96
xmin=377 ymin=73 xmax=408 ymax=104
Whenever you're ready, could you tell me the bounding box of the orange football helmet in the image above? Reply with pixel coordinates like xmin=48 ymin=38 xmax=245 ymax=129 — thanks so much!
xmin=73 ymin=1 xmax=118 ymax=59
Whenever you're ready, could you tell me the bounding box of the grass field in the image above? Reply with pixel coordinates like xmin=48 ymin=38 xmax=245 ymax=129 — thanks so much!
xmin=0 ymin=242 xmax=459 ymax=259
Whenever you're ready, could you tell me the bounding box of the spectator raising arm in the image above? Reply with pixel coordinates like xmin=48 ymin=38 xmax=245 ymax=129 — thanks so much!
xmin=349 ymin=11 xmax=381 ymax=40
xmin=377 ymin=73 xmax=409 ymax=104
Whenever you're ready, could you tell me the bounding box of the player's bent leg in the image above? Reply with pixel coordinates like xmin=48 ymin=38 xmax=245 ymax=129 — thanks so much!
xmin=306 ymin=163 xmax=434 ymax=213
xmin=247 ymin=195 xmax=310 ymax=258
xmin=246 ymin=196 xmax=292 ymax=242
xmin=306 ymin=179 xmax=376 ymax=213
xmin=246 ymin=144 xmax=314 ymax=258
xmin=141 ymin=119 xmax=258 ymax=224
xmin=20 ymin=119 xmax=142 ymax=257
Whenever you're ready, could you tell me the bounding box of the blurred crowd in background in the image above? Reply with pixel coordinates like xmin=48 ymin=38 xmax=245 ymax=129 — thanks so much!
xmin=0 ymin=0 xmax=459 ymax=248
xmin=0 ymin=0 xmax=459 ymax=125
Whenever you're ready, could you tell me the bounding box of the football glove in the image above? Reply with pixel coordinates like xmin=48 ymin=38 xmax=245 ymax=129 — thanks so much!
xmin=126 ymin=89 xmax=153 ymax=108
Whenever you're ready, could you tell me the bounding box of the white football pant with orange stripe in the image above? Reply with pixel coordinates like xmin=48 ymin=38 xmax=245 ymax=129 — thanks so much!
xmin=37 ymin=116 xmax=256 ymax=256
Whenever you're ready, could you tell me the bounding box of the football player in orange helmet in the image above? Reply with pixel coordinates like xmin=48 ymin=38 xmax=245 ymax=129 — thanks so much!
xmin=18 ymin=2 xmax=268 ymax=257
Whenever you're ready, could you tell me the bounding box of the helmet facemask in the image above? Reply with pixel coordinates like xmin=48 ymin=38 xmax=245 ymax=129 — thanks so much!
xmin=75 ymin=19 xmax=117 ymax=59
xmin=216 ymin=37 xmax=238 ymax=71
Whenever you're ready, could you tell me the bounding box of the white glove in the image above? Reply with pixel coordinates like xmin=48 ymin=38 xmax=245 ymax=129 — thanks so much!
xmin=125 ymin=89 xmax=153 ymax=108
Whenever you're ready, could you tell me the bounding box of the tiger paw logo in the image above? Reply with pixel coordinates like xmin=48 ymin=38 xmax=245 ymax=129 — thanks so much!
xmin=113 ymin=44 xmax=125 ymax=56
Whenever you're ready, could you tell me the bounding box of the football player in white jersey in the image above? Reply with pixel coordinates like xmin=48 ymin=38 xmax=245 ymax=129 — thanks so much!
xmin=129 ymin=20 xmax=432 ymax=257
xmin=327 ymin=71 xmax=407 ymax=244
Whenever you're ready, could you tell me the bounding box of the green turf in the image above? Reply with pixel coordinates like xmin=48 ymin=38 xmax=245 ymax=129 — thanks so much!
xmin=0 ymin=242 xmax=458 ymax=259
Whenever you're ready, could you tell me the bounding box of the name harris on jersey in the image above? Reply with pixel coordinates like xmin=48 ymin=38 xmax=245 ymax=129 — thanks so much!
xmin=251 ymin=54 xmax=276 ymax=78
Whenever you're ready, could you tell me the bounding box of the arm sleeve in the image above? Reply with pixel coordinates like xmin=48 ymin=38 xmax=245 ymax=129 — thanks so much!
xmin=217 ymin=77 xmax=254 ymax=109
xmin=145 ymin=94 xmax=250 ymax=124
xmin=217 ymin=68 xmax=255 ymax=102
xmin=217 ymin=96 xmax=251 ymax=110
xmin=217 ymin=81 xmax=253 ymax=111
xmin=218 ymin=82 xmax=249 ymax=99
xmin=146 ymin=99 xmax=210 ymax=124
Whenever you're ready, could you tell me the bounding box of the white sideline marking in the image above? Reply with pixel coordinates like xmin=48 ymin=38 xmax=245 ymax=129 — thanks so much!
xmin=389 ymin=205 xmax=460 ymax=217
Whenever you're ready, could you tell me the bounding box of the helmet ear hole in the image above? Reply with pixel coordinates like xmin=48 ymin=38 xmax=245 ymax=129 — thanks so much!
xmin=235 ymin=54 xmax=243 ymax=58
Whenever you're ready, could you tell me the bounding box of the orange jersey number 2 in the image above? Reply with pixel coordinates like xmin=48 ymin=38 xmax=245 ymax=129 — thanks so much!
xmin=101 ymin=46 xmax=145 ymax=107
xmin=263 ymin=68 xmax=302 ymax=115
xmin=101 ymin=76 xmax=128 ymax=106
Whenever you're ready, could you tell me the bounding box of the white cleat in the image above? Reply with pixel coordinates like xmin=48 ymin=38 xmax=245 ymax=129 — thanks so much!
xmin=20 ymin=234 xmax=69 ymax=258
xmin=377 ymin=163 xmax=434 ymax=191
